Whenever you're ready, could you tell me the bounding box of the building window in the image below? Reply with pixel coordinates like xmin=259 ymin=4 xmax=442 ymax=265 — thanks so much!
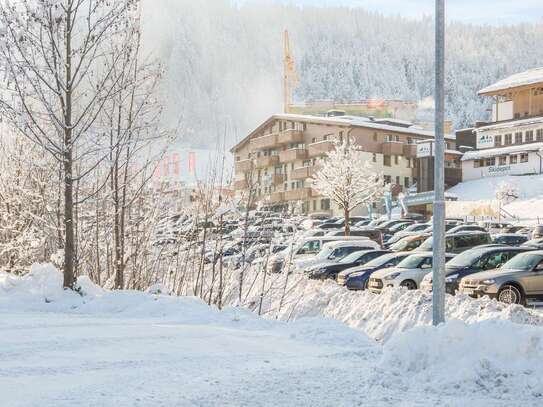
xmin=510 ymin=155 xmax=518 ymax=164
xmin=485 ymin=157 xmax=495 ymax=166
xmin=499 ymin=156 xmax=507 ymax=166
xmin=537 ymin=129 xmax=543 ymax=141
xmin=321 ymin=199 xmax=331 ymax=210
xmin=311 ymin=137 xmax=316 ymax=143
xmin=494 ymin=135 xmax=502 ymax=147
xmin=407 ymin=137 xmax=413 ymax=144
xmin=406 ymin=158 xmax=411 ymax=168
xmin=384 ymin=175 xmax=391 ymax=184
xmin=526 ymin=130 xmax=534 ymax=142
xmin=515 ymin=132 xmax=522 ymax=144
xmin=395 ymin=176 xmax=400 ymax=185
xmin=383 ymin=155 xmax=391 ymax=167
xmin=404 ymin=177 xmax=410 ymax=188
xmin=474 ymin=160 xmax=481 ymax=168
xmin=504 ymin=134 xmax=512 ymax=145
xmin=313 ymin=200 xmax=317 ymax=211
xmin=372 ymin=153 xmax=377 ymax=162
xmin=394 ymin=155 xmax=399 ymax=165
xmin=520 ymin=153 xmax=529 ymax=163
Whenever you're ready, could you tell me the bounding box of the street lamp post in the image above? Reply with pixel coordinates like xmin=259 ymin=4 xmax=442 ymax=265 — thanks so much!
xmin=432 ymin=0 xmax=446 ymax=326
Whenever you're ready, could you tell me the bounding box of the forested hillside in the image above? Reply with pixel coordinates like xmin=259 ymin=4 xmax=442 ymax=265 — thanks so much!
xmin=144 ymin=0 xmax=543 ymax=146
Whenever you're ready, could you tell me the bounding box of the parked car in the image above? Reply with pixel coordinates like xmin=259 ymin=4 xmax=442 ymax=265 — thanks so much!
xmin=307 ymin=250 xmax=389 ymax=280
xmin=491 ymin=233 xmax=528 ymax=246
xmin=531 ymin=225 xmax=543 ymax=240
xmin=377 ymin=219 xmax=415 ymax=234
xmin=388 ymin=234 xmax=429 ymax=251
xmin=458 ymin=250 xmax=543 ymax=305
xmin=340 ymin=251 xmax=411 ymax=289
xmin=420 ymin=245 xmax=531 ymax=294
xmin=295 ymin=240 xmax=381 ymax=272
xmin=368 ymin=252 xmax=455 ymax=293
xmin=447 ymin=224 xmax=488 ymax=235
xmin=524 ymin=238 xmax=543 ymax=249
xmin=353 ymin=219 xmax=372 ymax=228
xmin=416 ymin=231 xmax=492 ymax=254
xmin=325 ymin=228 xmax=383 ymax=245
xmin=267 ymin=235 xmax=374 ymax=273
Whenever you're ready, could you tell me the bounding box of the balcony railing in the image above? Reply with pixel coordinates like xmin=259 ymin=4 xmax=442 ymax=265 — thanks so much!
xmin=382 ymin=141 xmax=404 ymax=156
xmin=255 ymin=155 xmax=279 ymax=168
xmin=284 ymin=187 xmax=313 ymax=201
xmin=307 ymin=140 xmax=334 ymax=157
xmin=403 ymin=144 xmax=417 ymax=157
xmin=291 ymin=166 xmax=314 ymax=180
xmin=279 ymin=148 xmax=308 ymax=163
xmin=250 ymin=133 xmax=278 ymax=150
xmin=234 ymin=159 xmax=253 ymax=173
xmin=277 ymin=129 xmax=304 ymax=145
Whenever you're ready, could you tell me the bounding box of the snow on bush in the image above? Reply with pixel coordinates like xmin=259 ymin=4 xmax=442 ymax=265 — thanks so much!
xmin=380 ymin=319 xmax=543 ymax=400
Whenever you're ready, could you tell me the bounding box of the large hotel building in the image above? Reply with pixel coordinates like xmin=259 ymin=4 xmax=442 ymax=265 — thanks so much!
xmin=230 ymin=114 xmax=459 ymax=215
xmin=462 ymin=68 xmax=543 ymax=180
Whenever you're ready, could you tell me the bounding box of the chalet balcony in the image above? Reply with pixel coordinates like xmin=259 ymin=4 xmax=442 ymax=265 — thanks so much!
xmin=234 ymin=159 xmax=253 ymax=173
xmin=279 ymin=148 xmax=307 ymax=163
xmin=277 ymin=129 xmax=304 ymax=145
xmin=255 ymin=155 xmax=279 ymax=168
xmin=270 ymin=191 xmax=284 ymax=203
xmin=291 ymin=166 xmax=314 ymax=180
xmin=364 ymin=143 xmax=383 ymax=154
xmin=403 ymin=144 xmax=417 ymax=157
xmin=284 ymin=187 xmax=312 ymax=201
xmin=307 ymin=140 xmax=334 ymax=157
xmin=382 ymin=141 xmax=404 ymax=156
xmin=250 ymin=133 xmax=278 ymax=150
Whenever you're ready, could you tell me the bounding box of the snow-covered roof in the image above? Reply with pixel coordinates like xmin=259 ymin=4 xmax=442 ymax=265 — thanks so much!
xmin=479 ymin=67 xmax=543 ymax=95
xmin=461 ymin=142 xmax=543 ymax=161
xmin=231 ymin=113 xmax=455 ymax=152
xmin=477 ymin=115 xmax=543 ymax=132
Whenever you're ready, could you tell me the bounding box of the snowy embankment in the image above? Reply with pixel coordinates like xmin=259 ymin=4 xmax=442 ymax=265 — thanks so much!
xmin=2 ymin=265 xmax=543 ymax=406
xmin=447 ymin=174 xmax=543 ymax=222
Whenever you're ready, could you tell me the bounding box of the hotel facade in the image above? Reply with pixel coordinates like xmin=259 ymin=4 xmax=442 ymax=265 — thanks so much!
xmin=230 ymin=113 xmax=457 ymax=215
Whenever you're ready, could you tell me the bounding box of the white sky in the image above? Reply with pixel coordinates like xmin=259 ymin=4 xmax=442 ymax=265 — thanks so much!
xmin=272 ymin=0 xmax=543 ymax=25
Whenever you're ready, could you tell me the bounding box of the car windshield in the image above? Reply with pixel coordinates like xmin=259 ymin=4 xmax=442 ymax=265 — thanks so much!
xmin=397 ymin=255 xmax=428 ymax=269
xmin=363 ymin=252 xmax=400 ymax=267
xmin=418 ymin=236 xmax=433 ymax=251
xmin=315 ymin=246 xmax=336 ymax=259
xmin=446 ymin=249 xmax=483 ymax=268
xmin=502 ymin=253 xmax=543 ymax=271
xmin=340 ymin=251 xmax=369 ymax=263
xmin=390 ymin=238 xmax=416 ymax=251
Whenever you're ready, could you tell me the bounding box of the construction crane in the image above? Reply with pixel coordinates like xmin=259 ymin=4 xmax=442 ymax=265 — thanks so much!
xmin=283 ymin=30 xmax=298 ymax=114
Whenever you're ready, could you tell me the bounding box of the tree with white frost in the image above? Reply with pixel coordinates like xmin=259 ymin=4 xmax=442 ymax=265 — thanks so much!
xmin=312 ymin=137 xmax=385 ymax=236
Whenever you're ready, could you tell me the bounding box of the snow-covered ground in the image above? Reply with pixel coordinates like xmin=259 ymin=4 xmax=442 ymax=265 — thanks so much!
xmin=2 ymin=265 xmax=543 ymax=406
xmin=448 ymin=174 xmax=543 ymax=223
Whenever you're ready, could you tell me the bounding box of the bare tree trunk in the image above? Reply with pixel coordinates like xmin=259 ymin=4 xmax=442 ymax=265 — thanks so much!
xmin=344 ymin=207 xmax=350 ymax=237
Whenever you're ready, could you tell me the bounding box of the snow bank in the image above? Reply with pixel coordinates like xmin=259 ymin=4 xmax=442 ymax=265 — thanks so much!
xmin=226 ymin=270 xmax=543 ymax=342
xmin=448 ymin=174 xmax=543 ymax=201
xmin=381 ymin=320 xmax=543 ymax=401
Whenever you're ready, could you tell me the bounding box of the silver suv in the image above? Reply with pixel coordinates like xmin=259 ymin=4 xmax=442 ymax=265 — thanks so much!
xmin=458 ymin=250 xmax=543 ymax=305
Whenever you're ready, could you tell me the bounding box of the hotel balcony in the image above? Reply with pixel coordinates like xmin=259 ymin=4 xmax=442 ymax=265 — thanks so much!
xmin=250 ymin=133 xmax=278 ymax=150
xmin=279 ymin=148 xmax=308 ymax=163
xmin=291 ymin=166 xmax=314 ymax=180
xmin=307 ymin=140 xmax=335 ymax=157
xmin=270 ymin=191 xmax=284 ymax=203
xmin=364 ymin=143 xmax=383 ymax=154
xmin=403 ymin=144 xmax=417 ymax=157
xmin=382 ymin=141 xmax=404 ymax=156
xmin=255 ymin=155 xmax=279 ymax=168
xmin=284 ymin=187 xmax=313 ymax=201
xmin=271 ymin=174 xmax=284 ymax=185
xmin=277 ymin=129 xmax=304 ymax=145
xmin=234 ymin=159 xmax=253 ymax=173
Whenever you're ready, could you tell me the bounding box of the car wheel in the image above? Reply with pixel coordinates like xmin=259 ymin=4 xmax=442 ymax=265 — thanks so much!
xmin=498 ymin=285 xmax=524 ymax=305
xmin=400 ymin=280 xmax=417 ymax=290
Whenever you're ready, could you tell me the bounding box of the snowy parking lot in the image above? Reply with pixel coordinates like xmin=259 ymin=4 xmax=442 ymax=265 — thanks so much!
xmin=2 ymin=267 xmax=543 ymax=407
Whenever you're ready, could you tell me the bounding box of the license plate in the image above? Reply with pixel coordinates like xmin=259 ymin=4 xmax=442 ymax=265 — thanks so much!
xmin=369 ymin=281 xmax=379 ymax=288
xmin=462 ymin=288 xmax=474 ymax=295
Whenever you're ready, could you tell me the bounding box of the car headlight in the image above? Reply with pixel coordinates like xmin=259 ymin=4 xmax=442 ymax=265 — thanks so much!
xmin=481 ymin=279 xmax=495 ymax=285
xmin=384 ymin=272 xmax=401 ymax=280
xmin=445 ymin=273 xmax=459 ymax=283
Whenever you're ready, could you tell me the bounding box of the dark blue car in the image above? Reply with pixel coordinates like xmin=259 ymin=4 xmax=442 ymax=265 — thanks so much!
xmin=419 ymin=245 xmax=533 ymax=294
xmin=342 ymin=251 xmax=411 ymax=290
xmin=308 ymin=250 xmax=390 ymax=280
